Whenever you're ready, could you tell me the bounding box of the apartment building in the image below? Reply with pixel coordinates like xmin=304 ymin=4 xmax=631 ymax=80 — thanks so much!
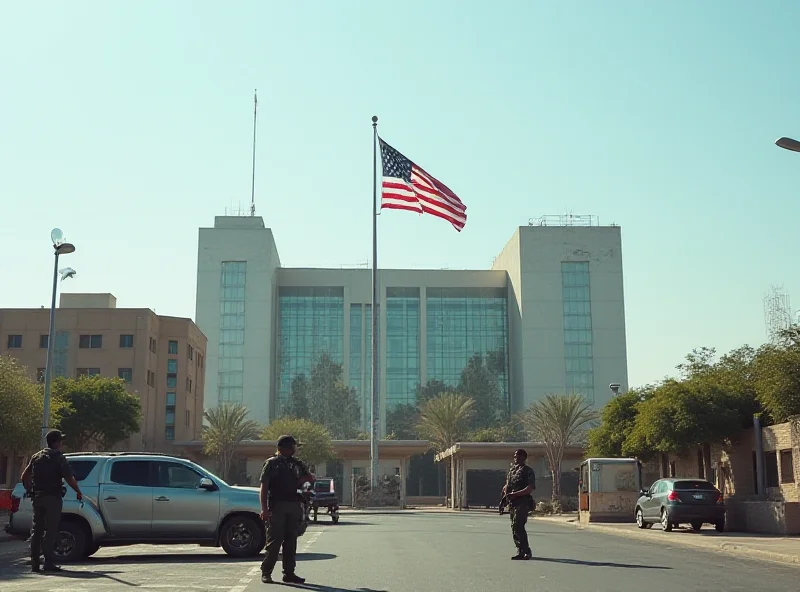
xmin=0 ymin=293 xmax=207 ymax=458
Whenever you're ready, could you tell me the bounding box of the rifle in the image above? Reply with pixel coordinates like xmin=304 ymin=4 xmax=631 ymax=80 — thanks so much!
xmin=499 ymin=493 xmax=509 ymax=515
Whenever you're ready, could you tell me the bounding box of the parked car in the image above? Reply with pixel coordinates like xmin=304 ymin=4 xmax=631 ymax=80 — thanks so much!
xmin=635 ymin=478 xmax=726 ymax=532
xmin=6 ymin=452 xmax=277 ymax=562
xmin=310 ymin=478 xmax=340 ymax=524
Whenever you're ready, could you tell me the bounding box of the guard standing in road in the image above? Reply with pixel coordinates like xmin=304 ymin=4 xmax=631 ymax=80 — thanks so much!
xmin=259 ymin=435 xmax=315 ymax=585
xmin=20 ymin=430 xmax=83 ymax=573
xmin=501 ymin=448 xmax=535 ymax=560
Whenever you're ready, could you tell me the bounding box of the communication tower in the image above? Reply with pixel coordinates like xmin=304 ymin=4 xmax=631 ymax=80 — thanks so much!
xmin=764 ymin=285 xmax=793 ymax=343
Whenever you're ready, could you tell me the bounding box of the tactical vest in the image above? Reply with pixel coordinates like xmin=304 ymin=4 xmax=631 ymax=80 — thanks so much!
xmin=267 ymin=456 xmax=303 ymax=504
xmin=31 ymin=449 xmax=64 ymax=496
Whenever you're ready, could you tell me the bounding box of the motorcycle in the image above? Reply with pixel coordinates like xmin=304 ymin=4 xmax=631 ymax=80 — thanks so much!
xmin=298 ymin=481 xmax=314 ymax=537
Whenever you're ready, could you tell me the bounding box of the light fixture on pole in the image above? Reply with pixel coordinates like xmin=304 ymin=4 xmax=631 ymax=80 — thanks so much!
xmin=41 ymin=228 xmax=76 ymax=448
xmin=609 ymin=383 xmax=621 ymax=397
xmin=775 ymin=137 xmax=800 ymax=153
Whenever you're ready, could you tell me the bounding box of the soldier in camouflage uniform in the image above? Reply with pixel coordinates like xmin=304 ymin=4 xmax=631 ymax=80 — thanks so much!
xmin=259 ymin=435 xmax=315 ymax=585
xmin=20 ymin=430 xmax=83 ymax=573
xmin=502 ymin=448 xmax=535 ymax=560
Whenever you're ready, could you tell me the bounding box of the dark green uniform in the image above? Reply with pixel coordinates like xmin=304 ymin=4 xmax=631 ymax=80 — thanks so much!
xmin=505 ymin=463 xmax=535 ymax=557
xmin=28 ymin=448 xmax=73 ymax=568
xmin=259 ymin=454 xmax=311 ymax=578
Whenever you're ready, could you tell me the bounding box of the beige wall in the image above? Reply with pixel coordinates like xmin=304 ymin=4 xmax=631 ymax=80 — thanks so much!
xmin=0 ymin=303 xmax=207 ymax=456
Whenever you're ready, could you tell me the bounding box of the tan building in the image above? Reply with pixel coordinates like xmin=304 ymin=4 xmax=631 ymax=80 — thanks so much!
xmin=0 ymin=293 xmax=207 ymax=484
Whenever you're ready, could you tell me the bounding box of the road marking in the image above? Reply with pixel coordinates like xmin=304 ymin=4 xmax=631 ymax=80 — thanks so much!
xmin=248 ymin=566 xmax=261 ymax=576
xmin=465 ymin=524 xmax=474 ymax=528
xmin=227 ymin=587 xmax=247 ymax=592
xmin=300 ymin=530 xmax=322 ymax=553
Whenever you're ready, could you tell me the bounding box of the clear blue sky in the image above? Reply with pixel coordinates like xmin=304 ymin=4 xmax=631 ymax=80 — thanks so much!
xmin=2 ymin=1 xmax=799 ymax=388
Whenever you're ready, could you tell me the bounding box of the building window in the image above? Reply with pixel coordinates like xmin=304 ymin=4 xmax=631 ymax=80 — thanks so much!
xmin=167 ymin=375 xmax=177 ymax=388
xmin=120 ymin=334 xmax=134 ymax=348
xmin=219 ymin=261 xmax=247 ymax=404
xmin=765 ymin=452 xmax=780 ymax=488
xmin=147 ymin=370 xmax=155 ymax=388
xmin=169 ymin=340 xmax=178 ymax=355
xmin=77 ymin=368 xmax=101 ymax=377
xmin=780 ymin=450 xmax=795 ymax=484
xmin=385 ymin=287 xmax=420 ymax=410
xmin=166 ymin=392 xmax=176 ymax=441
xmin=197 ymin=353 xmax=204 ymax=369
xmin=426 ymin=287 xmax=509 ymax=412
xmin=167 ymin=359 xmax=178 ymax=374
xmin=561 ymin=262 xmax=594 ymax=404
xmin=187 ymin=345 xmax=193 ymax=361
xmin=349 ymin=304 xmax=365 ymax=429
xmin=39 ymin=334 xmax=49 ymax=349
xmin=118 ymin=368 xmax=133 ymax=383
xmin=79 ymin=334 xmax=103 ymax=349
xmin=277 ymin=286 xmax=344 ymax=413
xmin=36 ymin=368 xmax=45 ymax=382
xmin=7 ymin=335 xmax=22 ymax=349
xmin=185 ymin=410 xmax=190 ymax=427
xmin=149 ymin=337 xmax=157 ymax=354
xmin=187 ymin=378 xmax=192 ymax=393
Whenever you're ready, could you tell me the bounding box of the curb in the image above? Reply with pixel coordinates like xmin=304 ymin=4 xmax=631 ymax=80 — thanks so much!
xmin=535 ymin=516 xmax=800 ymax=567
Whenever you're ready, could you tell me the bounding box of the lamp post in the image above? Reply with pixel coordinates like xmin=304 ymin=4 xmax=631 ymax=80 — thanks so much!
xmin=609 ymin=383 xmax=621 ymax=397
xmin=775 ymin=137 xmax=800 ymax=153
xmin=41 ymin=228 xmax=76 ymax=448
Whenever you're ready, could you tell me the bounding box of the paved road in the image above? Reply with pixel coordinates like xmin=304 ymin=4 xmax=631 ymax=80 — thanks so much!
xmin=0 ymin=512 xmax=797 ymax=591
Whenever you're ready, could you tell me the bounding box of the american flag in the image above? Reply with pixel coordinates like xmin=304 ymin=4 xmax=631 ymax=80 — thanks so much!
xmin=379 ymin=138 xmax=467 ymax=231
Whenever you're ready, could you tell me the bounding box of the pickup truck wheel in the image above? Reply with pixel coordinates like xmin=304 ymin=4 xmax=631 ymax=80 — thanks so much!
xmin=220 ymin=516 xmax=265 ymax=558
xmin=54 ymin=521 xmax=88 ymax=563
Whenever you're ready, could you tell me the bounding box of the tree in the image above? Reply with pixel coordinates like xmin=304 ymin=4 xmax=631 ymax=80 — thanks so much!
xmin=0 ymin=355 xmax=64 ymax=457
xmin=754 ymin=342 xmax=800 ymax=423
xmin=54 ymin=375 xmax=141 ymax=451
xmin=416 ymin=380 xmax=454 ymax=405
xmin=520 ymin=394 xmax=599 ymax=499
xmin=284 ymin=374 xmax=311 ymax=420
xmin=457 ymin=353 xmax=505 ymax=429
xmin=468 ymin=421 xmax=523 ymax=442
xmin=586 ymin=387 xmax=653 ymax=458
xmin=386 ymin=403 xmax=420 ymax=440
xmin=304 ymin=353 xmax=361 ymax=439
xmin=263 ymin=417 xmax=336 ymax=467
xmin=202 ymin=403 xmax=260 ymax=482
xmin=416 ymin=393 xmax=475 ymax=452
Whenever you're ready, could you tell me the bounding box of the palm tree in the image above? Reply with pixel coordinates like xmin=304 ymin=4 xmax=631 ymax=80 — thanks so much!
xmin=202 ymin=403 xmax=261 ymax=482
xmin=416 ymin=393 xmax=475 ymax=452
xmin=520 ymin=393 xmax=599 ymax=499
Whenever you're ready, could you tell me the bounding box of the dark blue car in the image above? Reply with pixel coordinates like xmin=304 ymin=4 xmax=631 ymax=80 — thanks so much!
xmin=635 ymin=478 xmax=726 ymax=532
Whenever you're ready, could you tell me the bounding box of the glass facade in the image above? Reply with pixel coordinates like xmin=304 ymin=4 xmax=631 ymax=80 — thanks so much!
xmin=385 ymin=288 xmax=420 ymax=409
xmin=561 ymin=261 xmax=594 ymax=403
xmin=426 ymin=287 xmax=509 ymax=405
xmin=348 ymin=302 xmax=380 ymax=431
xmin=219 ymin=261 xmax=246 ymax=403
xmin=277 ymin=287 xmax=344 ymax=411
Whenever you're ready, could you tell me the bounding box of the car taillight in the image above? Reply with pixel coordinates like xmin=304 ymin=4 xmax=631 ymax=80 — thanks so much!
xmin=716 ymin=492 xmax=724 ymax=503
xmin=10 ymin=496 xmax=20 ymax=514
xmin=667 ymin=490 xmax=679 ymax=502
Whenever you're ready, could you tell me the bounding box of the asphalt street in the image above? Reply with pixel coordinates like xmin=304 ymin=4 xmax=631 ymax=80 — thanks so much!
xmin=0 ymin=512 xmax=797 ymax=591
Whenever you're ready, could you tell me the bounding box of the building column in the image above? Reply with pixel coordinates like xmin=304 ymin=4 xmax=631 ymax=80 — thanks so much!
xmin=399 ymin=457 xmax=408 ymax=508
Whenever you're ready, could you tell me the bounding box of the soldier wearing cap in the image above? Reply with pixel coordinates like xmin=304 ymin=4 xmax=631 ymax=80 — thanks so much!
xmin=20 ymin=430 xmax=84 ymax=573
xmin=259 ymin=434 xmax=315 ymax=585
xmin=501 ymin=448 xmax=536 ymax=560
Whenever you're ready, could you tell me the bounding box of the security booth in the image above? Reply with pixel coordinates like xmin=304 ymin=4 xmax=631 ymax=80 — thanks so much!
xmin=578 ymin=457 xmax=642 ymax=523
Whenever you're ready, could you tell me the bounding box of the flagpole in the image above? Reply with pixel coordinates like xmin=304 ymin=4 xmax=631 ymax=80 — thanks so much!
xmin=250 ymin=89 xmax=258 ymax=217
xmin=370 ymin=115 xmax=380 ymax=493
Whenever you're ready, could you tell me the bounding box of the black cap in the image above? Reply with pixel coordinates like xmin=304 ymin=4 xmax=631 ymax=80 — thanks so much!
xmin=276 ymin=435 xmax=297 ymax=448
xmin=514 ymin=448 xmax=528 ymax=458
xmin=46 ymin=430 xmax=65 ymax=447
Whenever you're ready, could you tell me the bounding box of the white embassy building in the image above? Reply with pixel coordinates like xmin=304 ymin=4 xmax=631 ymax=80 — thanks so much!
xmin=195 ymin=214 xmax=628 ymax=430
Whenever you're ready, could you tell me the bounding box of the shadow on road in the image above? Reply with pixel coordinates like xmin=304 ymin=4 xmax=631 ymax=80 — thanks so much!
xmin=291 ymin=585 xmax=387 ymax=592
xmin=86 ymin=553 xmax=258 ymax=565
xmin=296 ymin=552 xmax=336 ymax=561
xmin=531 ymin=556 xmax=671 ymax=570
xmin=0 ymin=568 xmax=135 ymax=587
xmin=311 ymin=521 xmax=376 ymax=527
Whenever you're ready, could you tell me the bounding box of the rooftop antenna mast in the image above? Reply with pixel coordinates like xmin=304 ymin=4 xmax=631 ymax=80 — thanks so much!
xmin=250 ymin=89 xmax=258 ymax=217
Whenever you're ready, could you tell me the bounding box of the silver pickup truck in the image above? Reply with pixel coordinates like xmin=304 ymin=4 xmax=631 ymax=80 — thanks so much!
xmin=6 ymin=452 xmax=278 ymax=562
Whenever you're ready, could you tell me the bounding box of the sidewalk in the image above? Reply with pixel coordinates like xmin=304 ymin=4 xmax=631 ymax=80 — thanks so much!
xmin=535 ymin=514 xmax=800 ymax=566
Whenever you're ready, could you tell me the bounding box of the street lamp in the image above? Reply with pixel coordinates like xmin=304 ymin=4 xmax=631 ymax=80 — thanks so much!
xmin=609 ymin=383 xmax=621 ymax=397
xmin=41 ymin=228 xmax=76 ymax=448
xmin=775 ymin=137 xmax=800 ymax=153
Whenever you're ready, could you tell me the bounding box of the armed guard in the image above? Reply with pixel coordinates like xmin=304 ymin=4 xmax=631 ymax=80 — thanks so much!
xmin=501 ymin=448 xmax=536 ymax=560
xmin=20 ymin=430 xmax=83 ymax=573
xmin=259 ymin=434 xmax=315 ymax=585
